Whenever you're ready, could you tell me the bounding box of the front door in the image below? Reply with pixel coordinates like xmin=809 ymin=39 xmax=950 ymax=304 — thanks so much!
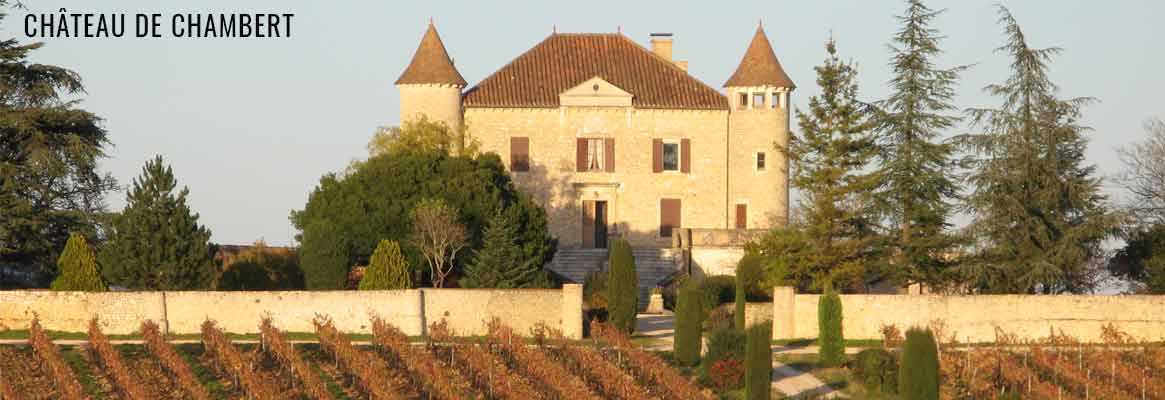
xmin=582 ymin=200 xmax=609 ymax=249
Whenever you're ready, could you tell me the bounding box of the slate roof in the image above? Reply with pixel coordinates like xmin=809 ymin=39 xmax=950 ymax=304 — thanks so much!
xmin=396 ymin=22 xmax=467 ymax=86
xmin=463 ymin=33 xmax=728 ymax=110
xmin=724 ymin=25 xmax=795 ymax=88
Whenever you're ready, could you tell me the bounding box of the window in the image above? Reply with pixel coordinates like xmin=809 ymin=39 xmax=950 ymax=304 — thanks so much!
xmin=772 ymin=92 xmax=781 ymax=109
xmin=510 ymin=137 xmax=529 ymax=172
xmin=754 ymin=93 xmax=765 ymax=107
xmin=739 ymin=93 xmax=748 ymax=108
xmin=586 ymin=139 xmax=604 ymax=171
xmin=576 ymin=138 xmax=614 ymax=172
xmin=757 ymin=152 xmax=766 ymax=171
xmin=660 ymin=198 xmax=682 ymax=238
xmin=662 ymin=142 xmax=679 ymax=171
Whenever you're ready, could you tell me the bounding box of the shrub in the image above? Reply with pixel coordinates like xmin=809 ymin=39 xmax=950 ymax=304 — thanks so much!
xmin=706 ymin=305 xmax=735 ymax=331
xmin=744 ymin=322 xmax=772 ymax=400
xmin=606 ymin=238 xmax=638 ymax=334
xmin=704 ymin=327 xmax=746 ymax=366
xmin=817 ymin=286 xmax=845 ymax=367
xmin=899 ymin=327 xmax=939 ymax=400
xmin=583 ymin=269 xmax=608 ymax=309
xmin=216 ymin=240 xmax=304 ymax=291
xmin=708 ymin=358 xmax=745 ymax=391
xmin=735 ymin=251 xmax=772 ymax=300
xmin=360 ymin=239 xmax=411 ymax=290
xmin=700 ymin=275 xmax=737 ymax=304
xmin=673 ymin=280 xmax=703 ymax=366
xmin=851 ymin=348 xmax=898 ymax=394
xmin=50 ymin=233 xmax=106 ymax=291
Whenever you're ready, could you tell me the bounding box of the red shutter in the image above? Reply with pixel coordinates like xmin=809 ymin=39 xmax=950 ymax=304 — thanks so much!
xmin=604 ymin=138 xmax=615 ymax=172
xmin=576 ymin=138 xmax=588 ymax=172
xmin=680 ymin=138 xmax=691 ymax=173
xmin=735 ymin=204 xmax=748 ymax=229
xmin=652 ymin=139 xmax=663 ymax=173
xmin=660 ymin=198 xmax=681 ymax=237
xmin=510 ymin=137 xmax=529 ymax=172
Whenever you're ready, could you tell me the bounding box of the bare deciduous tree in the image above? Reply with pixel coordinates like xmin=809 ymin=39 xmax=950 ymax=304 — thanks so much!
xmin=408 ymin=198 xmax=468 ymax=288
xmin=1117 ymin=118 xmax=1165 ymax=225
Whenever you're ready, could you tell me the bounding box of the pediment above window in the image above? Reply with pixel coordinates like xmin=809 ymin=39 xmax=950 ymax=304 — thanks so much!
xmin=559 ymin=77 xmax=633 ymax=108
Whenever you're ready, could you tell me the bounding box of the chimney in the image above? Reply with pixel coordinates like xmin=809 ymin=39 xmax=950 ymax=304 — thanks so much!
xmin=650 ymin=33 xmax=688 ymax=72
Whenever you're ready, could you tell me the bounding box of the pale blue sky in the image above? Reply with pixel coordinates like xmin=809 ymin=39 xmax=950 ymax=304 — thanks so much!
xmin=6 ymin=0 xmax=1163 ymax=246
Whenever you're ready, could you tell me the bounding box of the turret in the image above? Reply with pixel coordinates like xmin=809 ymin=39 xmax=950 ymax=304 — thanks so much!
xmin=395 ymin=21 xmax=466 ymax=133
xmin=725 ymin=23 xmax=795 ymax=228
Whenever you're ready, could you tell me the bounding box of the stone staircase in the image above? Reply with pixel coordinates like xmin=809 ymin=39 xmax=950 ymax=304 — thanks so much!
xmin=547 ymin=247 xmax=685 ymax=311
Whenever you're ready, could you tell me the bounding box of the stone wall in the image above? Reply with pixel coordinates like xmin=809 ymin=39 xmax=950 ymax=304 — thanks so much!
xmin=691 ymin=247 xmax=745 ymax=277
xmin=0 ymin=285 xmax=584 ymax=339
xmin=771 ymin=287 xmax=1165 ymax=343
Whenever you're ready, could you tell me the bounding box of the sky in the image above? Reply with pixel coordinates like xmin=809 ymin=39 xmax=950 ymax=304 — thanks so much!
xmin=4 ymin=0 xmax=1163 ymax=247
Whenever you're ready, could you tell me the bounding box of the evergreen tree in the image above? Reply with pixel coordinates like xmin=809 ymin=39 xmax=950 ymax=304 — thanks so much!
xmin=50 ymin=233 xmax=106 ymax=291
xmin=956 ymin=6 xmax=1122 ymax=293
xmin=0 ymin=0 xmax=117 ymax=285
xmin=734 ymin=267 xmax=747 ymax=329
xmin=1109 ymin=224 xmax=1165 ymax=294
xmin=461 ymin=211 xmax=543 ymax=288
xmin=99 ymin=156 xmax=213 ymax=290
xmin=873 ymin=0 xmax=966 ymax=290
xmin=790 ymin=38 xmax=884 ymax=291
xmin=606 ymin=238 xmax=638 ymax=334
xmin=899 ymin=328 xmax=939 ymax=400
xmin=744 ymin=322 xmax=773 ymax=400
xmin=673 ymin=280 xmax=703 ymax=366
xmin=817 ymin=286 xmax=845 ymax=367
xmin=300 ymin=219 xmax=349 ymax=290
xmin=360 ymin=239 xmax=411 ymax=290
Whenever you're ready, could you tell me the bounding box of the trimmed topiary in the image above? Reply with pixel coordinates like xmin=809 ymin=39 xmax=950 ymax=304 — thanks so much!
xmin=50 ymin=233 xmax=107 ymax=291
xmin=673 ymin=280 xmax=703 ymax=366
xmin=899 ymin=327 xmax=939 ymax=400
xmin=734 ymin=265 xmax=747 ymax=329
xmin=359 ymin=239 xmax=411 ymax=290
xmin=744 ymin=322 xmax=772 ymax=400
xmin=606 ymin=238 xmax=638 ymax=334
xmin=852 ymin=348 xmax=898 ymax=394
xmin=817 ymin=285 xmax=845 ymax=367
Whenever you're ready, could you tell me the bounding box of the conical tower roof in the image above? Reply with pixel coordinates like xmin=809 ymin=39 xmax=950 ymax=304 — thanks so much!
xmin=395 ymin=22 xmax=467 ymax=86
xmin=724 ymin=24 xmax=795 ymax=89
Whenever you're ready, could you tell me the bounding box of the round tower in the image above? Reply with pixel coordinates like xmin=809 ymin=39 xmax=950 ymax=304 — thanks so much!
xmin=725 ymin=23 xmax=795 ymax=228
xmin=395 ymin=21 xmax=466 ymax=133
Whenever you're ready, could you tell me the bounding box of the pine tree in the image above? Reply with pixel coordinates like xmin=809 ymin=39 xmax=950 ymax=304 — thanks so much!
xmin=359 ymin=239 xmax=411 ymax=290
xmin=99 ymin=156 xmax=214 ymax=290
xmin=790 ymin=38 xmax=884 ymax=291
xmin=956 ymin=6 xmax=1122 ymax=294
xmin=817 ymin=286 xmax=845 ymax=367
xmin=606 ymin=238 xmax=638 ymax=334
xmin=50 ymin=233 xmax=106 ymax=291
xmin=461 ymin=211 xmax=542 ymax=288
xmin=874 ymin=0 xmax=966 ymax=290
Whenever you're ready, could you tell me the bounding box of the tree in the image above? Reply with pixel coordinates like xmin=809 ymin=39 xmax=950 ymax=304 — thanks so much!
xmin=300 ymin=219 xmax=349 ymax=290
xmin=1109 ymin=224 xmax=1165 ymax=294
xmin=899 ymin=328 xmax=939 ymax=400
xmin=1116 ymin=118 xmax=1165 ymax=225
xmin=50 ymin=233 xmax=106 ymax=291
xmin=461 ymin=211 xmax=546 ymax=288
xmin=817 ymin=286 xmax=845 ymax=367
xmin=0 ymin=1 xmax=117 ymax=285
xmin=744 ymin=322 xmax=772 ymax=400
xmin=99 ymin=156 xmax=213 ymax=290
xmin=873 ymin=0 xmax=966 ymax=290
xmin=788 ymin=38 xmax=885 ymax=291
xmin=734 ymin=267 xmax=747 ymax=329
xmin=360 ymin=239 xmax=411 ymax=290
xmin=606 ymin=238 xmax=638 ymax=334
xmin=292 ymin=151 xmax=556 ymax=288
xmin=215 ymin=240 xmax=304 ymax=291
xmin=366 ymin=115 xmax=479 ymax=158
xmin=409 ymin=198 xmax=468 ymax=288
xmin=673 ymin=280 xmax=703 ymax=366
xmin=956 ymin=6 xmax=1122 ymax=294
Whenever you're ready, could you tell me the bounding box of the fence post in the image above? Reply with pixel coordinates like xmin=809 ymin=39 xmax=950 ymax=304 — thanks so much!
xmin=772 ymin=286 xmax=796 ymax=340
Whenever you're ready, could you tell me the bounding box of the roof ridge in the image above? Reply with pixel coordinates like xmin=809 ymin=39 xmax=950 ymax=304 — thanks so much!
xmin=610 ymin=33 xmax=724 ymax=97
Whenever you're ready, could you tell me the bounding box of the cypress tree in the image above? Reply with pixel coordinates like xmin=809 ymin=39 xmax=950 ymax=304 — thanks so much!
xmin=873 ymin=0 xmax=966 ymax=290
xmin=744 ymin=322 xmax=772 ymax=400
xmin=359 ymin=239 xmax=411 ymax=290
xmin=956 ymin=6 xmax=1122 ymax=294
xmin=50 ymin=233 xmax=106 ymax=291
xmin=99 ymin=156 xmax=214 ymax=290
xmin=461 ymin=211 xmax=542 ymax=288
xmin=606 ymin=238 xmax=638 ymax=334
xmin=817 ymin=286 xmax=845 ymax=367
xmin=734 ymin=267 xmax=746 ymax=329
xmin=899 ymin=328 xmax=939 ymax=400
xmin=673 ymin=280 xmax=703 ymax=366
xmin=790 ymin=37 xmax=884 ymax=291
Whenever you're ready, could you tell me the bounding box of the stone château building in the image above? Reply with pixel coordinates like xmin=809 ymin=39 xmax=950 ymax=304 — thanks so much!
xmin=395 ymin=22 xmax=795 ymax=289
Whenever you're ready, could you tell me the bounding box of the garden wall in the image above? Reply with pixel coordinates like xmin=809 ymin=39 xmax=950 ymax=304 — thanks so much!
xmin=771 ymin=286 xmax=1165 ymax=343
xmin=0 ymin=284 xmax=583 ymax=339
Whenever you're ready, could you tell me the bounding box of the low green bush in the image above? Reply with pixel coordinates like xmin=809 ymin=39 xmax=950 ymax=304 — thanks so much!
xmin=704 ymin=327 xmax=746 ymax=367
xmin=851 ymin=348 xmax=898 ymax=394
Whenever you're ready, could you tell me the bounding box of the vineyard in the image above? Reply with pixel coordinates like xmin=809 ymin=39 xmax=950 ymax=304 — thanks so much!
xmin=0 ymin=317 xmax=713 ymax=399
xmin=940 ymin=327 xmax=1165 ymax=400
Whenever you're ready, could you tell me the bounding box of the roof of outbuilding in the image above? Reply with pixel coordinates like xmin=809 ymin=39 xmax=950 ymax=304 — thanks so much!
xmin=724 ymin=25 xmax=795 ymax=89
xmin=395 ymin=22 xmax=468 ymax=86
xmin=463 ymin=33 xmax=728 ymax=110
